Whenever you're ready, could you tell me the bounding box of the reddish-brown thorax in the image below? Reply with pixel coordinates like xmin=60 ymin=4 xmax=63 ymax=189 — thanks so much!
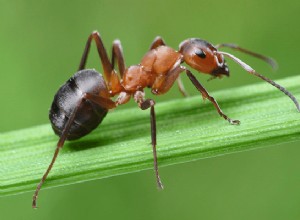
xmin=121 ymin=46 xmax=182 ymax=95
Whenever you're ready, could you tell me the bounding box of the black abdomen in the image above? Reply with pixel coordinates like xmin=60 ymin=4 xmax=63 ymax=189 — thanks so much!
xmin=49 ymin=69 xmax=109 ymax=140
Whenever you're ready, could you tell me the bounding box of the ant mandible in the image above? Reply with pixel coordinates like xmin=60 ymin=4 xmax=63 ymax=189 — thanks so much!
xmin=32 ymin=31 xmax=300 ymax=208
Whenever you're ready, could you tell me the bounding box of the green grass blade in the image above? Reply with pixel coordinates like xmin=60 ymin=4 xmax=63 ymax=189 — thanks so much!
xmin=1 ymin=76 xmax=300 ymax=197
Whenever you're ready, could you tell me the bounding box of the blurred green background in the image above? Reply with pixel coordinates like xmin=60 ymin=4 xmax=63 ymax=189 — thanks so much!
xmin=1 ymin=0 xmax=300 ymax=219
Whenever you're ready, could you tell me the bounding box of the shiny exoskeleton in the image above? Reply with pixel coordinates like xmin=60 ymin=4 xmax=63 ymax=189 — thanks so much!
xmin=33 ymin=31 xmax=300 ymax=208
xmin=50 ymin=70 xmax=109 ymax=140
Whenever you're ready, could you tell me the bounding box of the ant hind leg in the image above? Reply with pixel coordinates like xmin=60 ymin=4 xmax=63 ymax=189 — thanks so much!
xmin=111 ymin=40 xmax=126 ymax=78
xmin=32 ymin=98 xmax=84 ymax=208
xmin=78 ymin=31 xmax=122 ymax=95
xmin=78 ymin=31 xmax=113 ymax=76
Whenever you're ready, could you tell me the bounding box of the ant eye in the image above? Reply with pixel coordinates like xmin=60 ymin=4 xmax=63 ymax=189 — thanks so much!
xmin=195 ymin=49 xmax=206 ymax=59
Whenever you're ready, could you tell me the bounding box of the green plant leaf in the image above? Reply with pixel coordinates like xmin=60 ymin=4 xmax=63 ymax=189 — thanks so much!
xmin=1 ymin=76 xmax=300 ymax=197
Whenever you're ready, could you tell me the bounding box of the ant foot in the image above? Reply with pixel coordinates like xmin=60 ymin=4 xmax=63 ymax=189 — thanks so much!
xmin=228 ymin=118 xmax=240 ymax=125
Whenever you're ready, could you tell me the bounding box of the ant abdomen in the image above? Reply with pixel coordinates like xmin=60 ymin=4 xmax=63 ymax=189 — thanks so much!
xmin=49 ymin=69 xmax=109 ymax=140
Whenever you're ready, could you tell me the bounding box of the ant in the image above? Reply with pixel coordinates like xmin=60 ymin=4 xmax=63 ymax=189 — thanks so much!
xmin=32 ymin=31 xmax=300 ymax=208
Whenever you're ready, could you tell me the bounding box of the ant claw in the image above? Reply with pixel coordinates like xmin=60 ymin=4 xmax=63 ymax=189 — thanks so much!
xmin=228 ymin=119 xmax=240 ymax=125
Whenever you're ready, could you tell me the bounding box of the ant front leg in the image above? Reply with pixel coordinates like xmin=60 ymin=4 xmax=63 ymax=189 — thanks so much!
xmin=149 ymin=36 xmax=188 ymax=97
xmin=185 ymin=69 xmax=240 ymax=125
xmin=151 ymin=60 xmax=186 ymax=96
xmin=134 ymin=91 xmax=164 ymax=189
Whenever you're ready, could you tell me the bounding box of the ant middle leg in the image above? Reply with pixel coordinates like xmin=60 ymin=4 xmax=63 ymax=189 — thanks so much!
xmin=134 ymin=91 xmax=164 ymax=189
xmin=185 ymin=68 xmax=240 ymax=125
xmin=149 ymin=36 xmax=166 ymax=50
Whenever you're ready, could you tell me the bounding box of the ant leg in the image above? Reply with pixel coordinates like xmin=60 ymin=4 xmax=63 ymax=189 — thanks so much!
xmin=83 ymin=93 xmax=116 ymax=109
xmin=152 ymin=60 xmax=184 ymax=95
xmin=177 ymin=75 xmax=189 ymax=97
xmin=149 ymin=36 xmax=166 ymax=50
xmin=78 ymin=31 xmax=122 ymax=95
xmin=115 ymin=92 xmax=131 ymax=106
xmin=149 ymin=37 xmax=188 ymax=96
xmin=78 ymin=31 xmax=112 ymax=75
xmin=134 ymin=91 xmax=164 ymax=189
xmin=185 ymin=69 xmax=240 ymax=125
xmin=32 ymin=99 xmax=84 ymax=208
xmin=146 ymin=100 xmax=164 ymax=189
xmin=32 ymin=93 xmax=116 ymax=208
xmin=111 ymin=40 xmax=126 ymax=78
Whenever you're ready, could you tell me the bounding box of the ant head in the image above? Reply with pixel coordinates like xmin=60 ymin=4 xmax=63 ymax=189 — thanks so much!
xmin=179 ymin=38 xmax=229 ymax=78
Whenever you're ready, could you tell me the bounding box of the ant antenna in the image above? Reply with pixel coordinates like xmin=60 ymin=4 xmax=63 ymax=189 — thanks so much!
xmin=216 ymin=43 xmax=278 ymax=70
xmin=219 ymin=51 xmax=300 ymax=112
xmin=207 ymin=75 xmax=217 ymax=82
